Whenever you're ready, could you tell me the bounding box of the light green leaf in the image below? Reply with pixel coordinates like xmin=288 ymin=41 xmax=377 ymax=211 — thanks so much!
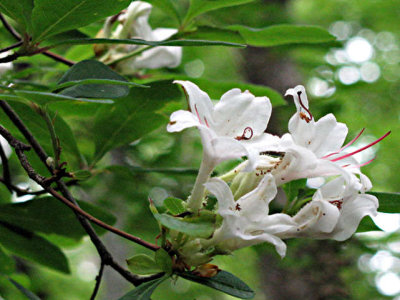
xmin=57 ymin=60 xmax=146 ymax=99
xmin=126 ymin=254 xmax=162 ymax=275
xmin=0 ymin=0 xmax=33 ymax=32
xmin=31 ymin=0 xmax=131 ymax=42
xmin=283 ymin=179 xmax=307 ymax=203
xmin=178 ymin=26 xmax=245 ymax=45
xmin=183 ymin=0 xmax=255 ymax=26
xmin=47 ymin=37 xmax=245 ymax=48
xmin=0 ymin=223 xmax=70 ymax=273
xmin=119 ymin=276 xmax=168 ymax=300
xmin=163 ymin=197 xmax=186 ymax=215
xmin=357 ymin=216 xmax=382 ymax=233
xmin=0 ymin=196 xmax=117 ymax=240
xmin=369 ymin=192 xmax=400 ymax=213
xmin=153 ymin=212 xmax=216 ymax=238
xmin=146 ymin=0 xmax=181 ymax=25
xmin=0 ymin=245 xmax=15 ymax=275
xmin=91 ymin=81 xmax=182 ymax=165
xmin=154 ymin=248 xmax=172 ymax=274
xmin=8 ymin=278 xmax=41 ymax=300
xmin=179 ymin=270 xmax=255 ymax=299
xmin=228 ymin=24 xmax=336 ymax=47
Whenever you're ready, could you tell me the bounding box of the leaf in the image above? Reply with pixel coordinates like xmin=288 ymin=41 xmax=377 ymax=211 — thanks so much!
xmin=8 ymin=278 xmax=41 ymax=300
xmin=126 ymin=254 xmax=162 ymax=275
xmin=0 ymin=0 xmax=33 ymax=32
xmin=154 ymin=249 xmax=172 ymax=274
xmin=228 ymin=24 xmax=336 ymax=47
xmin=183 ymin=0 xmax=255 ymax=26
xmin=0 ymin=222 xmax=70 ymax=273
xmin=118 ymin=276 xmax=168 ymax=300
xmin=178 ymin=26 xmax=245 ymax=45
xmin=357 ymin=216 xmax=382 ymax=233
xmin=146 ymin=0 xmax=181 ymax=25
xmin=0 ymin=245 xmax=15 ymax=275
xmin=163 ymin=197 xmax=186 ymax=215
xmin=57 ymin=60 xmax=146 ymax=99
xmin=15 ymin=90 xmax=114 ymax=105
xmin=46 ymin=37 xmax=246 ymax=48
xmin=369 ymin=192 xmax=400 ymax=213
xmin=31 ymin=0 xmax=131 ymax=42
xmin=283 ymin=179 xmax=307 ymax=202
xmin=91 ymin=81 xmax=182 ymax=165
xmin=153 ymin=212 xmax=216 ymax=238
xmin=179 ymin=270 xmax=255 ymax=299
xmin=107 ymin=165 xmax=199 ymax=176
xmin=0 ymin=196 xmax=117 ymax=240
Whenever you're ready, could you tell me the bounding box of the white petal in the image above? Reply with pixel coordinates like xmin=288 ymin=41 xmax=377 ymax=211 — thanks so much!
xmin=167 ymin=110 xmax=199 ymax=132
xmin=213 ymin=89 xmax=271 ymax=138
xmin=285 ymin=85 xmax=308 ymax=113
xmin=210 ymin=136 xmax=249 ymax=165
xmin=133 ymin=46 xmax=182 ymax=69
xmin=174 ymin=81 xmax=214 ymax=127
xmin=204 ymin=178 xmax=235 ymax=215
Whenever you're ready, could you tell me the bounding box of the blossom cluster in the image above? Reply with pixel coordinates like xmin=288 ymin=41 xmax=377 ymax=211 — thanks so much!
xmin=166 ymin=80 xmax=389 ymax=266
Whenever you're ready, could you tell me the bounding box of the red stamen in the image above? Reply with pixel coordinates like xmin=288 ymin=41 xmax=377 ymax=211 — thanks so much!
xmin=204 ymin=116 xmax=210 ymax=128
xmin=194 ymin=104 xmax=201 ymax=122
xmin=235 ymin=127 xmax=253 ymax=141
xmin=322 ymin=128 xmax=365 ymax=159
xmin=331 ymin=131 xmax=391 ymax=162
xmin=297 ymin=91 xmax=313 ymax=122
xmin=344 ymin=156 xmax=376 ymax=169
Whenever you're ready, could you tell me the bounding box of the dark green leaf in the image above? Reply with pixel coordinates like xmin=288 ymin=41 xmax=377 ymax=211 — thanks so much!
xmin=107 ymin=165 xmax=199 ymax=176
xmin=15 ymin=90 xmax=114 ymax=105
xmin=163 ymin=197 xmax=186 ymax=215
xmin=153 ymin=212 xmax=216 ymax=238
xmin=0 ymin=245 xmax=15 ymax=275
xmin=72 ymin=170 xmax=92 ymax=181
xmin=91 ymin=81 xmax=182 ymax=165
xmin=228 ymin=24 xmax=336 ymax=47
xmin=369 ymin=192 xmax=400 ymax=213
xmin=177 ymin=26 xmax=245 ymax=45
xmin=0 ymin=197 xmax=117 ymax=240
xmin=57 ymin=60 xmax=146 ymax=99
xmin=146 ymin=0 xmax=181 ymax=25
xmin=118 ymin=276 xmax=168 ymax=300
xmin=0 ymin=222 xmax=70 ymax=273
xmin=154 ymin=249 xmax=172 ymax=274
xmin=47 ymin=37 xmax=245 ymax=48
xmin=126 ymin=254 xmax=162 ymax=275
xmin=357 ymin=216 xmax=382 ymax=233
xmin=179 ymin=270 xmax=255 ymax=299
xmin=31 ymin=0 xmax=131 ymax=42
xmin=0 ymin=0 xmax=33 ymax=32
xmin=8 ymin=278 xmax=41 ymax=300
xmin=183 ymin=0 xmax=255 ymax=26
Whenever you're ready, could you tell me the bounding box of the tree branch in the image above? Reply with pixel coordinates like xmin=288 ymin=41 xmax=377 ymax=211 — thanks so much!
xmin=90 ymin=261 xmax=105 ymax=300
xmin=0 ymin=141 xmax=12 ymax=192
xmin=0 ymin=41 xmax=23 ymax=55
xmin=42 ymin=51 xmax=75 ymax=66
xmin=0 ymin=14 xmax=21 ymax=40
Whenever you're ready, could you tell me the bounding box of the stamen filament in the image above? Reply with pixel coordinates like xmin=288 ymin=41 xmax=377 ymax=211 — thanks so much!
xmin=322 ymin=128 xmax=365 ymax=159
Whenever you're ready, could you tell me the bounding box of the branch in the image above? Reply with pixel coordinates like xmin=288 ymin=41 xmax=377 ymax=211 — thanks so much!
xmin=0 ymin=14 xmax=21 ymax=40
xmin=90 ymin=261 xmax=105 ymax=300
xmin=0 ymin=142 xmax=12 ymax=192
xmin=42 ymin=51 xmax=75 ymax=66
xmin=0 ymin=41 xmax=23 ymax=55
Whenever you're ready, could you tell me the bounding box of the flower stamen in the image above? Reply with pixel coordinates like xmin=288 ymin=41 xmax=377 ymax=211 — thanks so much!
xmin=235 ymin=127 xmax=253 ymax=141
xmin=297 ymin=91 xmax=313 ymax=123
xmin=322 ymin=128 xmax=365 ymax=159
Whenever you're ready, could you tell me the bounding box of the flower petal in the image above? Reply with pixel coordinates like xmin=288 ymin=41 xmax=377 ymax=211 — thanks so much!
xmin=167 ymin=110 xmax=200 ymax=132
xmin=204 ymin=178 xmax=235 ymax=215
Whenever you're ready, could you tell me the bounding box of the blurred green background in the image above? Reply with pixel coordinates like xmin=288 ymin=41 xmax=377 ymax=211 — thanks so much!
xmin=0 ymin=0 xmax=399 ymax=299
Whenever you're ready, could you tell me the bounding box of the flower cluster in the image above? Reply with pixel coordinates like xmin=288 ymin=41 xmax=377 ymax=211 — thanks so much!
xmin=164 ymin=81 xmax=389 ymax=267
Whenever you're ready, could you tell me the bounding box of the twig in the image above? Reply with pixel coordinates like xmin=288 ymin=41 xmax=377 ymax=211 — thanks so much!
xmin=90 ymin=261 xmax=105 ymax=300
xmin=0 ymin=14 xmax=21 ymax=40
xmin=0 ymin=142 xmax=12 ymax=192
xmin=0 ymin=52 xmax=19 ymax=63
xmin=0 ymin=41 xmax=23 ymax=55
xmin=42 ymin=51 xmax=75 ymax=66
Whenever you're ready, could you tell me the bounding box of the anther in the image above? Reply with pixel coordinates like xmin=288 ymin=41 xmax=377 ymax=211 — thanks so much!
xmin=297 ymin=91 xmax=313 ymax=122
xmin=235 ymin=127 xmax=253 ymax=141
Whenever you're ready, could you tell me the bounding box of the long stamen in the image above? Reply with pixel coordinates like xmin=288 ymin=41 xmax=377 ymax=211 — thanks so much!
xmin=235 ymin=127 xmax=253 ymax=141
xmin=194 ymin=104 xmax=201 ymax=122
xmin=331 ymin=131 xmax=391 ymax=162
xmin=297 ymin=91 xmax=313 ymax=122
xmin=322 ymin=128 xmax=365 ymax=159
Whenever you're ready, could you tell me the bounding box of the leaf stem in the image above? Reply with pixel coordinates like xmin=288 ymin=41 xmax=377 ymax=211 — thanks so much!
xmin=105 ymin=45 xmax=154 ymax=66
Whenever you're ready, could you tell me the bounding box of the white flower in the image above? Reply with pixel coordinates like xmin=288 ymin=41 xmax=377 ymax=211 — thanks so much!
xmin=0 ymin=135 xmax=11 ymax=164
xmin=204 ymin=175 xmax=295 ymax=257
xmin=0 ymin=51 xmax=13 ymax=76
xmin=101 ymin=1 xmax=181 ymax=73
xmin=278 ymin=169 xmax=378 ymax=241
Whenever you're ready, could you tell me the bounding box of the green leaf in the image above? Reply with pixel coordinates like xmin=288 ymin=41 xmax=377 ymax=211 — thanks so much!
xmin=15 ymin=90 xmax=114 ymax=105
xmin=57 ymin=60 xmax=146 ymax=99
xmin=154 ymin=249 xmax=172 ymax=274
xmin=369 ymin=192 xmax=400 ymax=213
xmin=183 ymin=0 xmax=255 ymax=26
xmin=164 ymin=197 xmax=186 ymax=215
xmin=91 ymin=81 xmax=182 ymax=165
xmin=283 ymin=179 xmax=307 ymax=202
xmin=228 ymin=24 xmax=336 ymax=47
xmin=0 ymin=0 xmax=33 ymax=32
xmin=357 ymin=216 xmax=382 ymax=233
xmin=118 ymin=276 xmax=168 ymax=300
xmin=126 ymin=254 xmax=162 ymax=275
xmin=0 ymin=245 xmax=15 ymax=275
xmin=146 ymin=0 xmax=181 ymax=25
xmin=0 ymin=196 xmax=117 ymax=240
xmin=178 ymin=26 xmax=245 ymax=45
xmin=8 ymin=278 xmax=41 ymax=300
xmin=107 ymin=165 xmax=199 ymax=176
xmin=0 ymin=222 xmax=70 ymax=273
xmin=31 ymin=0 xmax=131 ymax=42
xmin=72 ymin=170 xmax=92 ymax=181
xmin=46 ymin=37 xmax=246 ymax=48
xmin=179 ymin=270 xmax=255 ymax=299
xmin=153 ymin=212 xmax=216 ymax=238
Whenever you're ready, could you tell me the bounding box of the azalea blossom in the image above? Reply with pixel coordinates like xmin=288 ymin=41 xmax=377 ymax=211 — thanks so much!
xmin=203 ymin=175 xmax=295 ymax=258
xmin=99 ymin=1 xmax=181 ymax=74
xmin=277 ymin=167 xmax=378 ymax=241
xmin=167 ymin=80 xmax=275 ymax=211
